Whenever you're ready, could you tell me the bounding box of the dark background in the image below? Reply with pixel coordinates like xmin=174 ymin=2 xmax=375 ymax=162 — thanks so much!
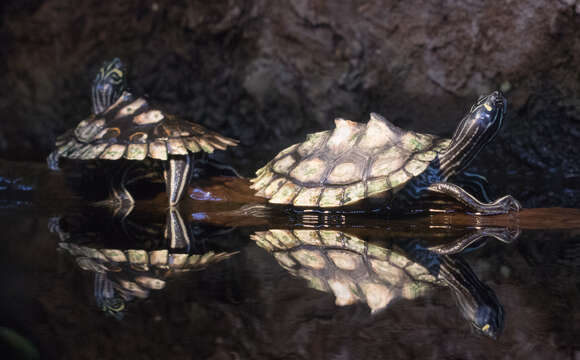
xmin=1 ymin=2 xmax=580 ymax=359
xmin=1 ymin=0 xmax=579 ymax=205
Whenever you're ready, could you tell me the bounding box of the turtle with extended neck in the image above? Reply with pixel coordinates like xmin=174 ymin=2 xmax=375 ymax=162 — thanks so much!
xmin=251 ymin=228 xmax=505 ymax=339
xmin=47 ymin=58 xmax=238 ymax=209
xmin=251 ymin=91 xmax=520 ymax=215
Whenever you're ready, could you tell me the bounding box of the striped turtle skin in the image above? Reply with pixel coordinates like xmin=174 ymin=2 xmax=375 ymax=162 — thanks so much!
xmin=251 ymin=92 xmax=521 ymax=215
xmin=251 ymin=229 xmax=504 ymax=339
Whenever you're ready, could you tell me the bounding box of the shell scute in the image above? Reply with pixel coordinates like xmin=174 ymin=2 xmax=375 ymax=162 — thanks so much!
xmin=388 ymin=170 xmax=410 ymax=188
xmin=270 ymin=181 xmax=300 ymax=204
xmin=272 ymin=155 xmax=296 ymax=175
xmin=293 ymin=187 xmax=323 ymax=206
xmin=297 ymin=131 xmax=328 ymax=157
xmin=79 ymin=143 xmax=109 ymax=160
xmin=293 ymin=230 xmax=322 ymax=245
xmin=53 ymin=92 xmax=237 ymax=162
xmin=327 ymin=162 xmax=362 ymax=185
xmin=126 ymin=143 xmax=148 ymax=160
xmin=369 ymin=147 xmax=409 ymax=178
xmin=319 ymin=187 xmax=345 ymax=207
xmin=262 ymin=177 xmax=287 ymax=198
xmin=343 ymin=182 xmax=366 ymax=205
xmin=326 ymin=118 xmax=364 ymax=155
xmin=100 ymin=144 xmax=126 ymax=160
xmin=149 ymin=141 xmax=168 ymax=160
xmin=167 ymin=138 xmax=188 ymax=155
xmin=289 ymin=157 xmax=326 ymax=184
xmin=357 ymin=113 xmax=401 ymax=151
xmin=274 ymin=144 xmax=299 ymax=161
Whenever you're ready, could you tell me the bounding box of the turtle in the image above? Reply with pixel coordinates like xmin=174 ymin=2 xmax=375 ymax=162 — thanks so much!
xmin=251 ymin=228 xmax=505 ymax=338
xmin=47 ymin=58 xmax=238 ymax=208
xmin=250 ymin=91 xmax=520 ymax=215
xmin=53 ymin=208 xmax=238 ymax=319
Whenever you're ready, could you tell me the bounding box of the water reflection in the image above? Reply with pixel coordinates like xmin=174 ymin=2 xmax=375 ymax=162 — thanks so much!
xmin=52 ymin=208 xmax=238 ymax=319
xmin=252 ymin=228 xmax=504 ymax=339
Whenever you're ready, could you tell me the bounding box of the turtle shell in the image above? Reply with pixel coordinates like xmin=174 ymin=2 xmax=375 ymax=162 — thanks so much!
xmin=251 ymin=229 xmax=439 ymax=313
xmin=250 ymin=113 xmax=450 ymax=207
xmin=53 ymin=92 xmax=238 ymax=162
xmin=59 ymin=241 xmax=237 ymax=295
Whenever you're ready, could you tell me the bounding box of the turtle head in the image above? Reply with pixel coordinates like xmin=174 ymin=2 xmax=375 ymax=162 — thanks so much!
xmin=471 ymin=304 xmax=505 ymax=339
xmin=91 ymin=58 xmax=126 ymax=115
xmin=439 ymin=91 xmax=507 ymax=178
xmin=100 ymin=296 xmax=127 ymax=320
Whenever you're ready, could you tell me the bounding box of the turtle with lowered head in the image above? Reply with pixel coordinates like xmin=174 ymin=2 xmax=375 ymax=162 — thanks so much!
xmin=48 ymin=58 xmax=238 ymax=208
xmin=251 ymin=91 xmax=520 ymax=215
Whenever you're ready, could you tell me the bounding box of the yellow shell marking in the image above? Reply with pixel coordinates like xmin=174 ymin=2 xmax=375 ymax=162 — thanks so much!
xmin=116 ymin=98 xmax=147 ymax=118
xmin=270 ymin=181 xmax=300 ymax=204
xmin=167 ymin=138 xmax=188 ymax=155
xmin=126 ymin=143 xmax=148 ymax=160
xmin=319 ymin=187 xmax=344 ymax=207
xmin=100 ymin=144 xmax=126 ymax=160
xmin=293 ymin=230 xmax=322 ymax=245
xmin=328 ymin=277 xmax=359 ymax=306
xmin=75 ymin=118 xmax=105 ymax=141
xmin=327 ymin=250 xmax=360 ymax=270
xmin=292 ymin=187 xmax=323 ymax=206
xmin=360 ymin=282 xmax=394 ymax=314
xmin=370 ymin=148 xmax=408 ymax=177
xmin=95 ymin=127 xmax=121 ymax=140
xmin=327 ymin=162 xmax=361 ymax=185
xmin=129 ymin=132 xmax=148 ymax=143
xmin=273 ymin=155 xmax=296 ymax=175
xmin=133 ymin=109 xmax=164 ymax=125
xmin=297 ymin=131 xmax=328 ymax=157
xmin=149 ymin=141 xmax=168 ymax=160
xmin=149 ymin=250 xmax=168 ymax=266
xmin=291 ymin=249 xmax=326 ymax=269
xmin=289 ymin=157 xmax=326 ymax=183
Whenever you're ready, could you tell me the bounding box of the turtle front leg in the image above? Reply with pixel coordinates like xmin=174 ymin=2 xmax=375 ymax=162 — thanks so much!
xmin=165 ymin=155 xmax=193 ymax=207
xmin=427 ymin=182 xmax=521 ymax=215
xmin=110 ymin=164 xmax=135 ymax=218
xmin=429 ymin=227 xmax=521 ymax=254
xmin=165 ymin=207 xmax=191 ymax=251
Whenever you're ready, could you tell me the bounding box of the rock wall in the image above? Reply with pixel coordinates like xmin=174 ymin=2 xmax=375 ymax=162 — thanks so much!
xmin=1 ymin=0 xmax=579 ymax=205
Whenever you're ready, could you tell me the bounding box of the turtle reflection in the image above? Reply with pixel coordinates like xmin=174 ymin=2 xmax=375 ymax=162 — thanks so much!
xmin=54 ymin=208 xmax=238 ymax=319
xmin=251 ymin=229 xmax=504 ymax=339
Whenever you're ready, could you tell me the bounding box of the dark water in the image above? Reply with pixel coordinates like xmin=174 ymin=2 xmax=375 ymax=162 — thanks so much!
xmin=1 ymin=161 xmax=580 ymax=360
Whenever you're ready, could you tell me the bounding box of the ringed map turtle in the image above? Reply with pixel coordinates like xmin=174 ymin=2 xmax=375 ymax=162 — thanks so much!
xmin=251 ymin=229 xmax=504 ymax=338
xmin=47 ymin=58 xmax=238 ymax=207
xmin=251 ymin=91 xmax=520 ymax=215
xmin=53 ymin=208 xmax=238 ymax=319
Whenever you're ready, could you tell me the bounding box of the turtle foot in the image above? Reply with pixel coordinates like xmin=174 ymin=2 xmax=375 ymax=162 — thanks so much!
xmin=430 ymin=226 xmax=520 ymax=255
xmin=470 ymin=195 xmax=522 ymax=216
xmin=110 ymin=187 xmax=135 ymax=219
xmin=493 ymin=195 xmax=522 ymax=213
xmin=111 ymin=200 xmax=134 ymax=220
xmin=47 ymin=151 xmax=60 ymax=171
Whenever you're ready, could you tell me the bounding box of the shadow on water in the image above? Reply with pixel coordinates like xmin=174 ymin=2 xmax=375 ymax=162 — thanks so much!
xmin=1 ymin=160 xmax=580 ymax=359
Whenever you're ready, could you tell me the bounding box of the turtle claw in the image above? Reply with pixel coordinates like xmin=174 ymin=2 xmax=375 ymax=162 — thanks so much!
xmin=494 ymin=195 xmax=522 ymax=213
